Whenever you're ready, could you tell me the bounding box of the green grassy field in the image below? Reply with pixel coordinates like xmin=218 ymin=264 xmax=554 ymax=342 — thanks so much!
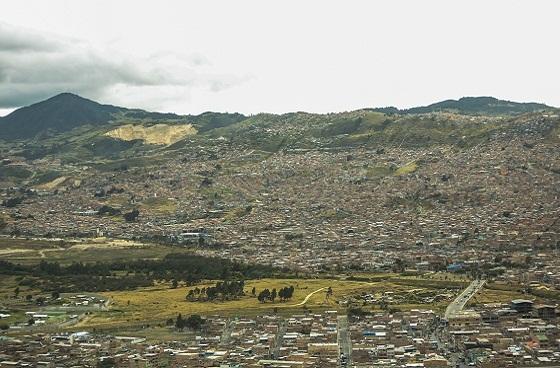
xmin=78 ymin=278 xmax=366 ymax=329
xmin=0 ymin=237 xmax=194 ymax=265
xmin=75 ymin=277 xmax=464 ymax=330
xmin=2 ymin=236 xmax=554 ymax=337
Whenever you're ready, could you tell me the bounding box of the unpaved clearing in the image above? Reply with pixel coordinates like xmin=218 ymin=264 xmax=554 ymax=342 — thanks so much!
xmin=36 ymin=176 xmax=68 ymax=190
xmin=67 ymin=238 xmax=147 ymax=251
xmin=105 ymin=123 xmax=197 ymax=145
xmin=0 ymin=248 xmax=34 ymax=255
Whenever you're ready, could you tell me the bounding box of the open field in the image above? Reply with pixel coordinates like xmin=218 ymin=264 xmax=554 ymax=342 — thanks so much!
xmin=467 ymin=287 xmax=529 ymax=306
xmin=2 ymin=269 xmax=554 ymax=340
xmin=76 ymin=277 xmax=473 ymax=330
xmin=2 ymin=235 xmax=557 ymax=338
xmin=0 ymin=237 xmax=193 ymax=265
xmin=77 ymin=278 xmax=370 ymax=329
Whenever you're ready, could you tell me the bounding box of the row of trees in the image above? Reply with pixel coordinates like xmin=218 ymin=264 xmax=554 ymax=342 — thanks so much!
xmin=185 ymin=283 xmax=296 ymax=304
xmin=174 ymin=314 xmax=204 ymax=330
xmin=186 ymin=280 xmax=245 ymax=301
xmin=1 ymin=254 xmax=276 ymax=292
xmin=257 ymin=286 xmax=294 ymax=303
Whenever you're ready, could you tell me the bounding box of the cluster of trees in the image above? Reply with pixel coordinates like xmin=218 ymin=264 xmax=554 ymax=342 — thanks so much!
xmin=1 ymin=197 xmax=24 ymax=208
xmin=174 ymin=313 xmax=204 ymax=330
xmin=0 ymin=254 xmax=276 ymax=293
xmin=257 ymin=286 xmax=294 ymax=303
xmin=45 ymin=274 xmax=152 ymax=293
xmin=96 ymin=204 xmax=142 ymax=222
xmin=186 ymin=280 xmax=245 ymax=301
xmin=123 ymin=209 xmax=140 ymax=222
xmin=97 ymin=205 xmax=121 ymax=216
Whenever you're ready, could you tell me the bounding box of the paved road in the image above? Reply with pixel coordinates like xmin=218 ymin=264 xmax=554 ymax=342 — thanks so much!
xmin=445 ymin=279 xmax=486 ymax=320
xmin=290 ymin=287 xmax=327 ymax=307
xmin=272 ymin=319 xmax=286 ymax=359
xmin=337 ymin=315 xmax=352 ymax=367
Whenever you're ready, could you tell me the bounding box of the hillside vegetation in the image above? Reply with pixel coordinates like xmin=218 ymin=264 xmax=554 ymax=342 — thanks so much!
xmin=0 ymin=94 xmax=558 ymax=163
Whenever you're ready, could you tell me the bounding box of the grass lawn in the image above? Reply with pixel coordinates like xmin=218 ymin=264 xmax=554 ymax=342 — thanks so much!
xmin=77 ymin=278 xmax=385 ymax=329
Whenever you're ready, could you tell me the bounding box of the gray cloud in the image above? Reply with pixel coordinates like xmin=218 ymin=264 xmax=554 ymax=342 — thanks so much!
xmin=0 ymin=23 xmax=247 ymax=109
xmin=0 ymin=23 xmax=61 ymax=52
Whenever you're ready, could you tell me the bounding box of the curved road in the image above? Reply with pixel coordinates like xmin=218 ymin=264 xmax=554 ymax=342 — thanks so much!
xmin=290 ymin=287 xmax=327 ymax=307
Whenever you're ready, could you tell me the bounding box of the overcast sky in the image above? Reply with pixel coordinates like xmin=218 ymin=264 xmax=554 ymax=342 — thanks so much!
xmin=1 ymin=0 xmax=559 ymax=116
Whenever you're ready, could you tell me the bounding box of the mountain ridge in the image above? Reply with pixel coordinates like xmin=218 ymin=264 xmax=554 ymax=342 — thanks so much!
xmin=0 ymin=93 xmax=125 ymax=139
xmin=372 ymin=96 xmax=552 ymax=115
xmin=0 ymin=93 xmax=556 ymax=140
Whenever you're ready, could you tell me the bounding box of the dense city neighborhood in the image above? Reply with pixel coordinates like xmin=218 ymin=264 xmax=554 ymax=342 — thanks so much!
xmin=1 ymin=92 xmax=559 ymax=367
xmin=3 ymin=298 xmax=560 ymax=367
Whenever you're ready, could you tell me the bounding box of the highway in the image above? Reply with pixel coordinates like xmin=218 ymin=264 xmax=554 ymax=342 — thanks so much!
xmin=444 ymin=279 xmax=486 ymax=320
xmin=272 ymin=320 xmax=286 ymax=359
xmin=337 ymin=315 xmax=352 ymax=367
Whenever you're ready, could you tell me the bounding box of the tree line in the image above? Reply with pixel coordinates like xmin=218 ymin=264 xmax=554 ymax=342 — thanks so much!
xmin=0 ymin=253 xmax=276 ymax=293
xmin=257 ymin=286 xmax=295 ymax=303
xmin=173 ymin=314 xmax=205 ymax=330
xmin=186 ymin=280 xmax=245 ymax=302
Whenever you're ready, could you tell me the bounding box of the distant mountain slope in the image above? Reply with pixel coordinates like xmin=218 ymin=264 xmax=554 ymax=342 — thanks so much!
xmin=0 ymin=93 xmax=554 ymax=141
xmin=0 ymin=93 xmax=247 ymax=140
xmin=0 ymin=93 xmax=127 ymax=139
xmin=374 ymin=97 xmax=552 ymax=116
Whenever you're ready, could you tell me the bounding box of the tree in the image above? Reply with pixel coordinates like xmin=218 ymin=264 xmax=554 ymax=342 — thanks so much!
xmin=98 ymin=205 xmax=120 ymax=216
xmin=14 ymin=287 xmax=19 ymax=298
xmin=185 ymin=314 xmax=204 ymax=330
xmin=51 ymin=290 xmax=60 ymax=300
xmin=206 ymin=287 xmax=218 ymax=300
xmin=123 ymin=209 xmax=139 ymax=222
xmin=279 ymin=288 xmax=286 ymax=301
xmin=271 ymin=288 xmax=277 ymax=303
xmin=251 ymin=287 xmax=256 ymax=296
xmin=277 ymin=286 xmax=295 ymax=302
xmin=171 ymin=279 xmax=178 ymax=289
xmin=287 ymin=286 xmax=295 ymax=299
xmin=2 ymin=197 xmax=24 ymax=208
xmin=186 ymin=289 xmax=195 ymax=301
xmin=175 ymin=313 xmax=185 ymax=329
xmin=258 ymin=289 xmax=271 ymax=303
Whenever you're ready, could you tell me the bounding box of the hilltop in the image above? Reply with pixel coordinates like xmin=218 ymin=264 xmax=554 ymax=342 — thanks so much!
xmin=0 ymin=94 xmax=554 ymax=143
xmin=0 ymin=93 xmax=223 ymax=140
xmin=374 ymin=96 xmax=550 ymax=116
xmin=0 ymin=93 xmax=125 ymax=139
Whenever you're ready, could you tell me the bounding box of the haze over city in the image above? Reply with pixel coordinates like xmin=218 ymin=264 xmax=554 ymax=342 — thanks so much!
xmin=1 ymin=0 xmax=559 ymax=116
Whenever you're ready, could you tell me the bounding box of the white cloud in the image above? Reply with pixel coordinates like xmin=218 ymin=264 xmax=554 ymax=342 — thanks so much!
xmin=0 ymin=22 xmax=249 ymax=110
xmin=0 ymin=0 xmax=559 ymax=114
